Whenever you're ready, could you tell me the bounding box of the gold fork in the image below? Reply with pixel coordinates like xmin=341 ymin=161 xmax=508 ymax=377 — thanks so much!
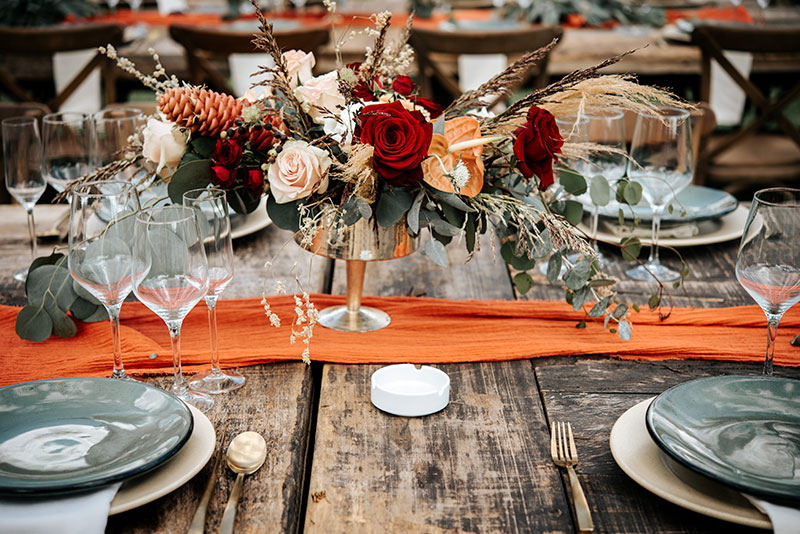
xmin=551 ymin=421 xmax=594 ymax=533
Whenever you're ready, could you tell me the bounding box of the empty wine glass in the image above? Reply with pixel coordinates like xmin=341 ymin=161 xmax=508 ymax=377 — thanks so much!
xmin=184 ymin=188 xmax=245 ymax=394
xmin=133 ymin=205 xmax=213 ymax=412
xmin=735 ymin=188 xmax=800 ymax=376
xmin=578 ymin=109 xmax=627 ymax=266
xmin=69 ymin=180 xmax=141 ymax=379
xmin=3 ymin=117 xmax=47 ymax=282
xmin=625 ymin=107 xmax=693 ymax=282
xmin=93 ymin=108 xmax=143 ymax=178
xmin=42 ymin=112 xmax=93 ymax=198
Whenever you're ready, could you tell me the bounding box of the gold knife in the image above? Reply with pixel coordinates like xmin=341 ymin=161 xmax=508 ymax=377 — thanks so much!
xmin=187 ymin=430 xmax=227 ymax=534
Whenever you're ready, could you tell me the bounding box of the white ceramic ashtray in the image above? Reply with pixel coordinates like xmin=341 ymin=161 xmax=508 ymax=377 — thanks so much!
xmin=370 ymin=364 xmax=450 ymax=417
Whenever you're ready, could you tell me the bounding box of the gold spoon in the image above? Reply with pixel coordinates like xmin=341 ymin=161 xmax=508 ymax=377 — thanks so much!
xmin=219 ymin=431 xmax=267 ymax=534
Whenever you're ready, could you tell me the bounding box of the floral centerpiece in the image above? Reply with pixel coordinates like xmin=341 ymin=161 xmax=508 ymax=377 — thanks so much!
xmin=19 ymin=1 xmax=688 ymax=355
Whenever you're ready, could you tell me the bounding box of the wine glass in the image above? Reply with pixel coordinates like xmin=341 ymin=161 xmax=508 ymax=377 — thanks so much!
xmin=735 ymin=188 xmax=800 ymax=376
xmin=132 ymin=205 xmax=214 ymax=412
xmin=69 ymin=180 xmax=141 ymax=379
xmin=42 ymin=112 xmax=94 ymax=198
xmin=625 ymin=107 xmax=693 ymax=282
xmin=2 ymin=117 xmax=47 ymax=282
xmin=183 ymin=188 xmax=245 ymax=394
xmin=579 ymin=108 xmax=627 ymax=266
xmin=93 ymin=108 xmax=143 ymax=178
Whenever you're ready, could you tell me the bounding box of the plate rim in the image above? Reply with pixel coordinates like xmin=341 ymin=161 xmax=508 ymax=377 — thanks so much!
xmin=0 ymin=377 xmax=193 ymax=496
xmin=645 ymin=375 xmax=800 ymax=503
xmin=230 ymin=197 xmax=271 ymax=240
xmin=610 ymin=398 xmax=772 ymax=529
xmin=595 ymin=184 xmax=739 ymax=224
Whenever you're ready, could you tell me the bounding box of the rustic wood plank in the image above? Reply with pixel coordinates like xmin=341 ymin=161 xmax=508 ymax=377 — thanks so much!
xmin=107 ymin=362 xmax=314 ymax=534
xmin=304 ymin=361 xmax=573 ymax=534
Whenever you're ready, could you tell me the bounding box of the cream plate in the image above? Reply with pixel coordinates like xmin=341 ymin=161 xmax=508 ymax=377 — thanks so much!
xmin=109 ymin=405 xmax=216 ymax=515
xmin=610 ymin=398 xmax=771 ymax=529
xmin=584 ymin=204 xmax=748 ymax=248
xmin=230 ymin=197 xmax=271 ymax=240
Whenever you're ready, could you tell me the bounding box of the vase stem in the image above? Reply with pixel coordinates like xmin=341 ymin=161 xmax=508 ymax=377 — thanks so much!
xmin=346 ymin=260 xmax=366 ymax=313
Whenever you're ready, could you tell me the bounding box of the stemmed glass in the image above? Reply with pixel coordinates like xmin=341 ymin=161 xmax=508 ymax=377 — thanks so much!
xmin=69 ymin=180 xmax=141 ymax=379
xmin=2 ymin=117 xmax=47 ymax=281
xmin=93 ymin=108 xmax=143 ymax=178
xmin=579 ymin=109 xmax=627 ymax=266
xmin=132 ymin=205 xmax=213 ymax=412
xmin=625 ymin=107 xmax=693 ymax=282
xmin=42 ymin=112 xmax=94 ymax=198
xmin=735 ymin=188 xmax=800 ymax=376
xmin=183 ymin=188 xmax=246 ymax=394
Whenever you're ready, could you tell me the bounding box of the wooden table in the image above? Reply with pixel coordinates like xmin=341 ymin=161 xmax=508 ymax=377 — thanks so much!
xmin=1 ymin=203 xmax=797 ymax=534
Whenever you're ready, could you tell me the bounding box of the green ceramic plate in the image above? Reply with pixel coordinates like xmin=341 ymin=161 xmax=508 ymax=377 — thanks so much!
xmin=593 ymin=185 xmax=739 ymax=223
xmin=0 ymin=377 xmax=193 ymax=495
xmin=646 ymin=376 xmax=800 ymax=503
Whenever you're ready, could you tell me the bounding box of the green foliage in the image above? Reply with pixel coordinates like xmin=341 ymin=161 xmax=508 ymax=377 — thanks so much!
xmin=558 ymin=168 xmax=587 ymax=196
xmin=266 ymin=196 xmax=301 ymax=232
xmin=168 ymin=160 xmax=214 ymax=205
xmin=514 ymin=272 xmax=534 ymax=294
xmin=0 ymin=0 xmax=95 ymax=27
xmin=423 ymin=238 xmax=448 ymax=267
xmin=501 ymin=241 xmax=536 ymax=271
xmin=503 ymin=0 xmax=664 ymax=27
xmin=376 ymin=188 xmax=414 ymax=227
xmin=589 ymin=175 xmax=611 ymax=206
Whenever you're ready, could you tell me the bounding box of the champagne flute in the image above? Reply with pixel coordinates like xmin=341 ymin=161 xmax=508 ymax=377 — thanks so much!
xmin=69 ymin=180 xmax=141 ymax=379
xmin=42 ymin=112 xmax=94 ymax=198
xmin=2 ymin=117 xmax=46 ymax=282
xmin=735 ymin=188 xmax=800 ymax=376
xmin=93 ymin=108 xmax=143 ymax=178
xmin=184 ymin=188 xmax=246 ymax=394
xmin=625 ymin=107 xmax=693 ymax=282
xmin=133 ymin=205 xmax=213 ymax=412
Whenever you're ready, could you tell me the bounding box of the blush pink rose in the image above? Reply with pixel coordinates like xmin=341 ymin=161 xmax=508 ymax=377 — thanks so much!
xmin=294 ymin=71 xmax=345 ymax=124
xmin=267 ymin=140 xmax=332 ymax=204
xmin=283 ymin=50 xmax=315 ymax=89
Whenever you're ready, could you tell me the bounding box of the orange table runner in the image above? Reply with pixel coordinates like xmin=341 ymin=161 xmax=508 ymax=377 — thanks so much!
xmin=2 ymin=296 xmax=798 ymax=387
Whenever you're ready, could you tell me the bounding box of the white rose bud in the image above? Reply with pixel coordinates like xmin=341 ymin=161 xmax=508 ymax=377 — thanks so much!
xmin=141 ymin=118 xmax=188 ymax=174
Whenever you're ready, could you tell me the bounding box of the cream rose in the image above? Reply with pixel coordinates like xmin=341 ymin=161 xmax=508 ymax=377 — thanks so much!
xmin=267 ymin=140 xmax=332 ymax=204
xmin=141 ymin=118 xmax=187 ymax=173
xmin=293 ymin=71 xmax=345 ymax=124
xmin=283 ymin=50 xmax=315 ymax=89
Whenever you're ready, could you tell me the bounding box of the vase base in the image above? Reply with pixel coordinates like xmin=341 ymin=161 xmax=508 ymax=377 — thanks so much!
xmin=318 ymin=305 xmax=391 ymax=332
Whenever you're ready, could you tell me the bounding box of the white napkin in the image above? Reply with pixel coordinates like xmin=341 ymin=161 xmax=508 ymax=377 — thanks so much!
xmin=229 ymin=54 xmax=274 ymax=99
xmin=52 ymin=50 xmax=101 ymax=114
xmin=600 ymin=220 xmax=700 ymax=239
xmin=0 ymin=483 xmax=121 ymax=534
xmin=457 ymin=54 xmax=507 ymax=93
xmin=744 ymin=495 xmax=800 ymax=534
xmin=710 ymin=50 xmax=753 ymax=127
xmin=156 ymin=0 xmax=187 ymax=16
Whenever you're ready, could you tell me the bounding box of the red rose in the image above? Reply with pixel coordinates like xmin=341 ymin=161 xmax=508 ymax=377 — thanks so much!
xmin=392 ymin=75 xmax=415 ymax=97
xmin=244 ymin=168 xmax=265 ymax=192
xmin=513 ymin=106 xmax=563 ymax=190
xmin=211 ymin=164 xmax=235 ymax=188
xmin=357 ymin=100 xmax=432 ymax=186
xmin=352 ymin=81 xmax=377 ymax=102
xmin=412 ymin=96 xmax=443 ymax=120
xmin=212 ymin=139 xmax=242 ymax=167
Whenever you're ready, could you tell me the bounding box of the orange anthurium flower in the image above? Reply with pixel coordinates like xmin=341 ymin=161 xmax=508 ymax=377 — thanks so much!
xmin=422 ymin=116 xmax=485 ymax=198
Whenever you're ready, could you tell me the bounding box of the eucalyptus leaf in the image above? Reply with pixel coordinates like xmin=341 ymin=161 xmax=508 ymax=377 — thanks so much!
xmin=648 ymin=294 xmax=661 ymax=309
xmin=29 ymin=252 xmax=65 ymax=277
xmin=69 ymin=297 xmax=99 ymax=321
xmin=46 ymin=302 xmax=77 ymax=338
xmin=563 ymin=200 xmax=584 ymax=226
xmin=376 ymin=188 xmax=413 ymax=227
xmin=26 ymin=265 xmax=78 ymax=313
xmin=558 ymin=168 xmax=587 ymax=196
xmin=407 ymin=190 xmax=424 ymax=235
xmin=623 ymin=181 xmax=643 ymax=206
xmin=465 ymin=213 xmax=476 ymax=253
xmin=266 ymin=196 xmax=301 ymax=232
xmin=514 ymin=272 xmax=534 ymax=294
xmin=618 ymin=320 xmax=632 ymax=341
xmin=590 ymin=175 xmax=611 ymax=206
xmin=431 ymin=191 xmax=476 ymax=213
xmin=564 ymin=258 xmax=592 ymax=291
xmin=588 ymin=297 xmax=610 ymax=318
xmin=440 ymin=202 xmax=466 ymax=228
xmin=191 ymin=136 xmax=217 ymax=159
xmin=423 ymin=238 xmax=448 ymax=267
xmin=612 ymin=303 xmax=629 ymax=320
xmin=15 ymin=305 xmax=53 ymax=342
xmin=429 ymin=218 xmax=461 ymax=237
xmin=167 ymin=159 xmax=213 ymax=204
xmin=501 ymin=241 xmax=536 ymax=271
xmin=82 ymin=305 xmax=109 ymax=322
xmin=228 ymin=187 xmax=261 ymax=215
xmin=547 ymin=253 xmax=563 ymax=283
xmin=572 ymin=287 xmax=589 ymax=311
xmin=620 ymin=237 xmax=642 ymax=262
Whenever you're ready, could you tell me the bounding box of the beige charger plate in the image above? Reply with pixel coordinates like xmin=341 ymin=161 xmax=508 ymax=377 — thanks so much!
xmin=609 ymin=398 xmax=771 ymax=530
xmin=109 ymin=405 xmax=216 ymax=515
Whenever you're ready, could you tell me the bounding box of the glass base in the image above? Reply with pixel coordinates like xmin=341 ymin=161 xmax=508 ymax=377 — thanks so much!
xmin=173 ymin=385 xmax=214 ymax=413
xmin=111 ymin=369 xmax=140 ymax=381
xmin=318 ymin=305 xmax=390 ymax=332
xmin=188 ymin=369 xmax=246 ymax=394
xmin=626 ymin=262 xmax=681 ymax=282
xmin=13 ymin=267 xmax=27 ymax=282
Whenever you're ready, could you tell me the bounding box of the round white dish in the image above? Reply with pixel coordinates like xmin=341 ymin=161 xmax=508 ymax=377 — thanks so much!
xmin=609 ymin=398 xmax=771 ymax=529
xmin=230 ymin=198 xmax=271 ymax=240
xmin=109 ymin=405 xmax=216 ymax=515
xmin=371 ymin=364 xmax=450 ymax=417
xmin=585 ymin=204 xmax=748 ymax=248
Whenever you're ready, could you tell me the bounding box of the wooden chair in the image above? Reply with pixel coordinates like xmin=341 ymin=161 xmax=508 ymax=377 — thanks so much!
xmin=0 ymin=24 xmax=124 ymax=111
xmin=691 ymin=24 xmax=800 ymax=193
xmin=169 ymin=24 xmax=331 ymax=96
xmin=408 ymin=24 xmax=563 ymax=107
xmin=0 ymin=102 xmax=51 ymax=204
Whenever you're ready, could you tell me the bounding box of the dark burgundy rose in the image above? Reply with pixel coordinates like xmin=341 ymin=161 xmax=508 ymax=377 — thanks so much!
xmin=357 ymin=100 xmax=432 ymax=186
xmin=352 ymin=81 xmax=377 ymax=102
xmin=412 ymin=96 xmax=443 ymax=120
xmin=211 ymin=164 xmax=235 ymax=188
xmin=212 ymin=139 xmax=243 ymax=167
xmin=244 ymin=168 xmax=265 ymax=192
xmin=392 ymin=75 xmax=415 ymax=97
xmin=512 ymin=106 xmax=563 ymax=190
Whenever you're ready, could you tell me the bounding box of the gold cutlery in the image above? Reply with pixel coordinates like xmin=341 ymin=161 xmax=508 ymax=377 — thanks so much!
xmin=219 ymin=431 xmax=267 ymax=534
xmin=551 ymin=421 xmax=594 ymax=533
xmin=187 ymin=430 xmax=226 ymax=534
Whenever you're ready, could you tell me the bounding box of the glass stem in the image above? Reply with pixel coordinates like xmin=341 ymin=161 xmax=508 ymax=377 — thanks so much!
xmin=764 ymin=313 xmax=780 ymax=376
xmin=26 ymin=207 xmax=37 ymax=261
xmin=590 ymin=204 xmax=600 ymax=253
xmin=648 ymin=204 xmax=665 ymax=266
xmin=205 ymin=295 xmax=221 ymax=374
xmin=167 ymin=321 xmax=186 ymax=395
xmin=107 ymin=304 xmax=127 ymax=379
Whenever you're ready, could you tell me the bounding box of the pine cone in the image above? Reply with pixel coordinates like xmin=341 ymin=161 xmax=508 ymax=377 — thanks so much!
xmin=158 ymin=88 xmax=244 ymax=137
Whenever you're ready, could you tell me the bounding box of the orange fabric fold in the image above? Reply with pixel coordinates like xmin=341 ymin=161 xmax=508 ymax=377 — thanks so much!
xmin=2 ymin=296 xmax=798 ymax=387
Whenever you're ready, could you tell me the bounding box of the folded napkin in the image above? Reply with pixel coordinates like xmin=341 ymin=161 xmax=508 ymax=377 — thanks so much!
xmin=0 ymin=483 xmax=120 ymax=534
xmin=600 ymin=219 xmax=700 ymax=239
xmin=744 ymin=495 xmax=800 ymax=534
xmin=52 ymin=50 xmax=101 ymax=114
